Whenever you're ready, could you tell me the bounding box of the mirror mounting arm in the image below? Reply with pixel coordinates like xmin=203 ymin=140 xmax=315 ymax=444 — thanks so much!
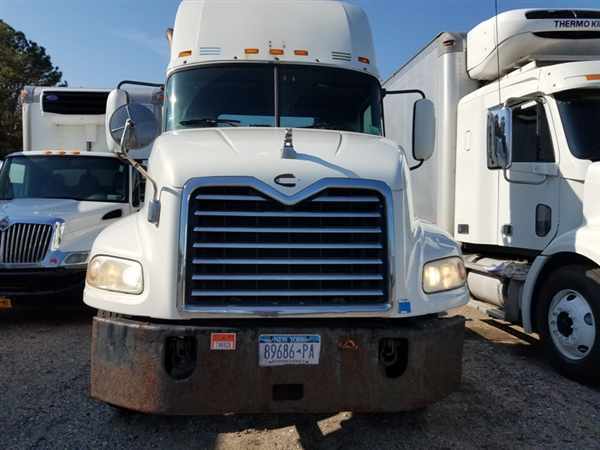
xmin=502 ymin=169 xmax=548 ymax=186
xmin=117 ymin=120 xmax=161 ymax=225
xmin=409 ymin=160 xmax=424 ymax=171
xmin=382 ymin=89 xmax=426 ymax=100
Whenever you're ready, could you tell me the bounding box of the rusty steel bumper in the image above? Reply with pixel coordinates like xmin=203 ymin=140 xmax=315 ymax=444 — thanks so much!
xmin=90 ymin=314 xmax=465 ymax=414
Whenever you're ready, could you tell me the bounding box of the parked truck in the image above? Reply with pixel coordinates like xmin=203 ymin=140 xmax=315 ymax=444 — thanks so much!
xmin=83 ymin=0 xmax=469 ymax=414
xmin=384 ymin=8 xmax=600 ymax=381
xmin=0 ymin=86 xmax=162 ymax=302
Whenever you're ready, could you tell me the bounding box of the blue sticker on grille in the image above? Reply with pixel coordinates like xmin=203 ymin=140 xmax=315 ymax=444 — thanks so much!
xmin=399 ymin=301 xmax=411 ymax=314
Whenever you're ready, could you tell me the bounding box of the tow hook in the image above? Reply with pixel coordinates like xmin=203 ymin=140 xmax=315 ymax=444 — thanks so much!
xmin=164 ymin=336 xmax=197 ymax=380
xmin=379 ymin=338 xmax=409 ymax=378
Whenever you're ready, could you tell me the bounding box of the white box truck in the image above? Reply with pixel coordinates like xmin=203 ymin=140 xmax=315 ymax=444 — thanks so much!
xmin=0 ymin=85 xmax=162 ymax=302
xmin=384 ymin=8 xmax=600 ymax=381
xmin=83 ymin=0 xmax=469 ymax=414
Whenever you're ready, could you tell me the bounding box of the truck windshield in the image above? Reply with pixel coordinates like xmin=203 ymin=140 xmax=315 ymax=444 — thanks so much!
xmin=165 ymin=64 xmax=383 ymax=135
xmin=0 ymin=156 xmax=129 ymax=203
xmin=555 ymin=89 xmax=600 ymax=162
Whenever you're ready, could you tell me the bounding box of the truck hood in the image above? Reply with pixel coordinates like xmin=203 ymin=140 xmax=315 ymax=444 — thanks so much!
xmin=150 ymin=128 xmax=405 ymax=193
xmin=0 ymin=198 xmax=128 ymax=252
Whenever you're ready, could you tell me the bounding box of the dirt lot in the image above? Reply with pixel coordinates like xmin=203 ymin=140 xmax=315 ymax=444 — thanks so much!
xmin=0 ymin=304 xmax=598 ymax=450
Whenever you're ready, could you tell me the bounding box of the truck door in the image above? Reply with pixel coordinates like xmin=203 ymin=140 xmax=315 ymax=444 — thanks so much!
xmin=496 ymin=100 xmax=560 ymax=250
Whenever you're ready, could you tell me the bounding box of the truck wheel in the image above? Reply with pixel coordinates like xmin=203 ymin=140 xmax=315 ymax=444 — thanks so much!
xmin=537 ymin=265 xmax=600 ymax=382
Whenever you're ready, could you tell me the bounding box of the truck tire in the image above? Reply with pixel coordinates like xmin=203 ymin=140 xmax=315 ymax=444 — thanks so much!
xmin=536 ymin=265 xmax=600 ymax=382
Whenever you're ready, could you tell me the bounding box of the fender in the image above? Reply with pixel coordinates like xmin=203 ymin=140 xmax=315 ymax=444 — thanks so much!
xmin=521 ymin=225 xmax=600 ymax=333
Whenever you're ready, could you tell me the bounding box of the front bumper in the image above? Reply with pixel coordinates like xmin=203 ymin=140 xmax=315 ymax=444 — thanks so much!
xmin=0 ymin=268 xmax=85 ymax=297
xmin=91 ymin=313 xmax=465 ymax=414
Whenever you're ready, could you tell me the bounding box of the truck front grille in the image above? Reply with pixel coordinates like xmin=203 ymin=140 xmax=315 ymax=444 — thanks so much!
xmin=0 ymin=223 xmax=53 ymax=264
xmin=185 ymin=186 xmax=389 ymax=307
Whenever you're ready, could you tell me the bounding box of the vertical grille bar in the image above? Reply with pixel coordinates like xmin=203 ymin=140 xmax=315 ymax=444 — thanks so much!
xmin=0 ymin=223 xmax=53 ymax=264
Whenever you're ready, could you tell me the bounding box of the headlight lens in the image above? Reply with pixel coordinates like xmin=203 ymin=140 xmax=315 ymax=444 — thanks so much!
xmin=86 ymin=256 xmax=143 ymax=294
xmin=422 ymin=256 xmax=466 ymax=294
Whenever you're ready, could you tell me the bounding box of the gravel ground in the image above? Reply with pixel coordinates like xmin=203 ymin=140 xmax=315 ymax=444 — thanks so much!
xmin=0 ymin=304 xmax=598 ymax=450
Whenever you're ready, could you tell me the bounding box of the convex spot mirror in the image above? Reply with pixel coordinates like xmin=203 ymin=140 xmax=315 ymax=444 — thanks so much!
xmin=109 ymin=103 xmax=158 ymax=152
xmin=487 ymin=106 xmax=513 ymax=170
xmin=413 ymin=99 xmax=435 ymax=162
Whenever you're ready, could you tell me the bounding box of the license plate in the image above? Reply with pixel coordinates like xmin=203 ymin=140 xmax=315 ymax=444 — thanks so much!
xmin=259 ymin=335 xmax=321 ymax=367
xmin=0 ymin=297 xmax=12 ymax=309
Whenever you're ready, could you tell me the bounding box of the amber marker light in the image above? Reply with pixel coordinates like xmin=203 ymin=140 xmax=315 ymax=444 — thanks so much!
xmin=269 ymin=48 xmax=284 ymax=56
xmin=178 ymin=50 xmax=192 ymax=58
xmin=358 ymin=56 xmax=370 ymax=64
xmin=585 ymin=74 xmax=600 ymax=81
xmin=245 ymin=48 xmax=259 ymax=55
xmin=294 ymin=50 xmax=309 ymax=56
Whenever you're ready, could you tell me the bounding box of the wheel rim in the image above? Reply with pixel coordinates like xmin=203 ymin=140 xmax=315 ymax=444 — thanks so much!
xmin=548 ymin=289 xmax=596 ymax=360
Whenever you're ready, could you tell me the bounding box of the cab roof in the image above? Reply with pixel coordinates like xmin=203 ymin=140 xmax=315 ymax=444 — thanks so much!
xmin=169 ymin=0 xmax=378 ymax=78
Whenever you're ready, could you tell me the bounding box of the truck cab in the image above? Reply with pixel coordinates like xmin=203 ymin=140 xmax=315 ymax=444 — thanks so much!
xmin=84 ymin=0 xmax=468 ymax=414
xmin=0 ymin=86 xmax=162 ymax=301
xmin=385 ymin=9 xmax=600 ymax=381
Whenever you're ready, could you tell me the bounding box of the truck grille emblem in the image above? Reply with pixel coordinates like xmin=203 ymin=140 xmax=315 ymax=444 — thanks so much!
xmin=274 ymin=174 xmax=298 ymax=188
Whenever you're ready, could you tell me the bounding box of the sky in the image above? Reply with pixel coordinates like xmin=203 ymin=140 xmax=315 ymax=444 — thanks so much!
xmin=1 ymin=0 xmax=598 ymax=88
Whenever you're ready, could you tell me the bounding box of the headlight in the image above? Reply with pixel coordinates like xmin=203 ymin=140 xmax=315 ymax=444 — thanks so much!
xmin=86 ymin=255 xmax=143 ymax=294
xmin=422 ymin=256 xmax=466 ymax=294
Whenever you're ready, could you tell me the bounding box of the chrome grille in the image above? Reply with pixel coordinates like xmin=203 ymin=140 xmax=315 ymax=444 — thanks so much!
xmin=0 ymin=223 xmax=53 ymax=264
xmin=185 ymin=186 xmax=388 ymax=307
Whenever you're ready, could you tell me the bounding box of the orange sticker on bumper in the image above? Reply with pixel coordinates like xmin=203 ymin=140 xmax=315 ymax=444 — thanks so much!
xmin=210 ymin=333 xmax=237 ymax=351
xmin=0 ymin=298 xmax=13 ymax=309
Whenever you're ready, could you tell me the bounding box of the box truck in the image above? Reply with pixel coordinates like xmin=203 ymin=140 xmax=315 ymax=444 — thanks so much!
xmin=83 ymin=0 xmax=469 ymax=414
xmin=384 ymin=8 xmax=600 ymax=380
xmin=0 ymin=86 xmax=162 ymax=301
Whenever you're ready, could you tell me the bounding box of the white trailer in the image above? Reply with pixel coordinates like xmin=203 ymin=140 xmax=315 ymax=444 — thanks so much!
xmin=83 ymin=0 xmax=469 ymax=414
xmin=385 ymin=8 xmax=600 ymax=381
xmin=0 ymin=86 xmax=162 ymax=301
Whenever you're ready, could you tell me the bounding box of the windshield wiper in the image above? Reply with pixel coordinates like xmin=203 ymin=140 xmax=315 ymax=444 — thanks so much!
xmin=179 ymin=118 xmax=241 ymax=127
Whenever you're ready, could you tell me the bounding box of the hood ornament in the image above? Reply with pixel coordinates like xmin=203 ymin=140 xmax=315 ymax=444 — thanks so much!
xmin=0 ymin=217 xmax=9 ymax=232
xmin=281 ymin=128 xmax=297 ymax=160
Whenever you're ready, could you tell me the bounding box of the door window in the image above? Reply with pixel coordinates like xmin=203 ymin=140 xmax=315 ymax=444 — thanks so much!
xmin=511 ymin=102 xmax=555 ymax=163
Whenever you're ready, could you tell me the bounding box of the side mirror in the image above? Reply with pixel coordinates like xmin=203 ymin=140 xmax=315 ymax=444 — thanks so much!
xmin=109 ymin=103 xmax=158 ymax=152
xmin=105 ymin=89 xmax=128 ymax=153
xmin=487 ymin=106 xmax=513 ymax=170
xmin=412 ymin=99 xmax=435 ymax=163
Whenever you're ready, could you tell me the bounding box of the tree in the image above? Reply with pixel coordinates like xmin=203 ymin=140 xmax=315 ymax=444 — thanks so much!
xmin=0 ymin=20 xmax=65 ymax=158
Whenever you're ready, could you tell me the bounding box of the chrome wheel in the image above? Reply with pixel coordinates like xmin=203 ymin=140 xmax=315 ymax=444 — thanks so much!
xmin=548 ymin=289 xmax=596 ymax=360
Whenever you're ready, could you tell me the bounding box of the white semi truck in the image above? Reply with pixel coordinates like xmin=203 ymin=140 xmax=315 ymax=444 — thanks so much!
xmin=385 ymin=8 xmax=600 ymax=381
xmin=83 ymin=0 xmax=469 ymax=414
xmin=0 ymin=86 xmax=162 ymax=302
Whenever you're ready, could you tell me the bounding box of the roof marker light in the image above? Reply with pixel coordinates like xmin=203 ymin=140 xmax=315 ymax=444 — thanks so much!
xmin=294 ymin=50 xmax=309 ymax=56
xmin=245 ymin=48 xmax=259 ymax=55
xmin=358 ymin=56 xmax=370 ymax=64
xmin=178 ymin=50 xmax=192 ymax=58
xmin=270 ymin=48 xmax=284 ymax=56
xmin=586 ymin=74 xmax=600 ymax=81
